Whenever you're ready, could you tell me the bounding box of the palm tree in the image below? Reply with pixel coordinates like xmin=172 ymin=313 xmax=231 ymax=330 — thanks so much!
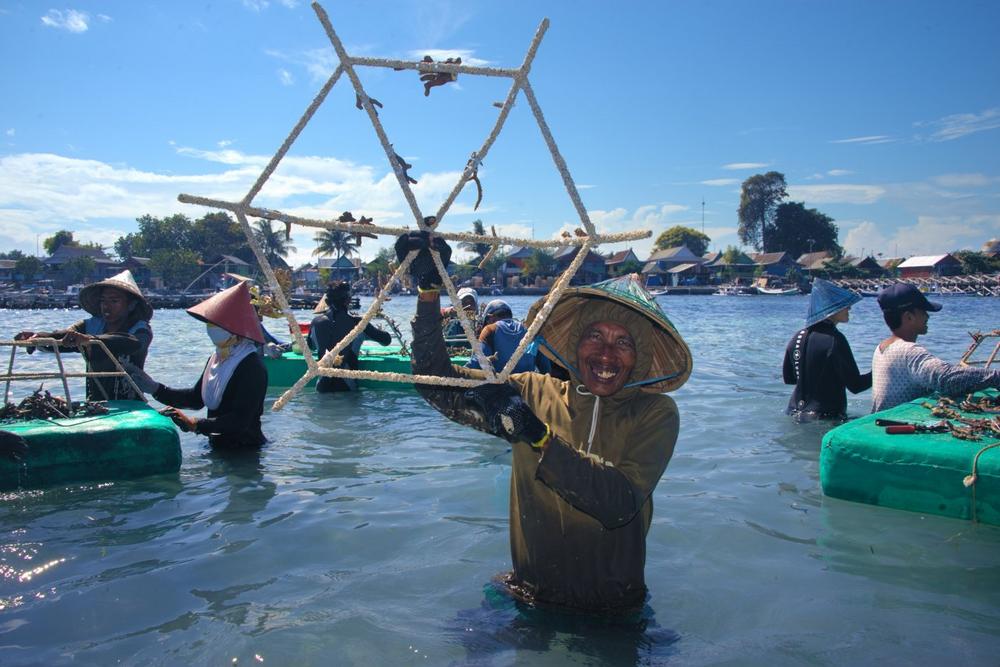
xmin=458 ymin=219 xmax=492 ymax=263
xmin=253 ymin=219 xmax=295 ymax=268
xmin=312 ymin=229 xmax=357 ymax=261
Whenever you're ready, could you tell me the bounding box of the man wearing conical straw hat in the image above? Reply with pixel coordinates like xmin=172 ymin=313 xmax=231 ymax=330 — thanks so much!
xmin=397 ymin=232 xmax=691 ymax=614
xmin=16 ymin=270 xmax=154 ymax=401
xmin=125 ymin=282 xmax=268 ymax=449
xmin=782 ymin=278 xmax=871 ymax=421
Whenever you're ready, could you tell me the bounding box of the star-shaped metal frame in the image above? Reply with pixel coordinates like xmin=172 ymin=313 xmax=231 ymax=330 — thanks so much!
xmin=179 ymin=1 xmax=649 ymax=411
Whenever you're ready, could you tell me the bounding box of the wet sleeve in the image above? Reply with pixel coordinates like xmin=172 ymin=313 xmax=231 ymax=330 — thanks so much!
xmin=194 ymin=356 xmax=267 ymax=437
xmin=834 ymin=332 xmax=872 ymax=394
xmin=782 ymin=336 xmax=797 ymax=385
xmin=535 ymin=396 xmax=678 ymax=530
xmin=364 ymin=323 xmax=393 ymax=346
xmin=908 ymin=345 xmax=1000 ymax=397
xmin=411 ymin=297 xmax=492 ymax=432
xmin=154 ymin=365 xmax=207 ymax=410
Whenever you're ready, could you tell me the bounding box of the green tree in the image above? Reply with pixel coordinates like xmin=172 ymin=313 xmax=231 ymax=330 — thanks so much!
xmin=611 ymin=258 xmax=644 ymax=277
xmin=521 ymin=249 xmax=556 ymax=279
xmin=313 ymin=230 xmax=357 ymax=261
xmin=113 ymin=232 xmax=141 ymax=260
xmin=43 ymin=230 xmax=75 ymax=255
xmin=655 ymin=225 xmax=711 ymax=256
xmin=15 ymin=255 xmax=44 ymax=283
xmin=770 ymin=201 xmax=841 ymax=258
xmin=149 ymin=248 xmax=201 ymax=289
xmin=738 ymin=171 xmax=788 ymax=251
xmin=189 ymin=212 xmax=247 ymax=262
xmin=459 ymin=219 xmax=492 ymax=263
xmin=62 ymin=255 xmax=96 ymax=284
xmin=0 ymin=250 xmax=26 ymax=260
xmin=952 ymin=250 xmax=994 ymax=275
xmin=722 ymin=245 xmax=744 ymax=265
xmin=364 ymin=246 xmax=396 ymax=278
xmin=253 ymin=219 xmax=295 ymax=268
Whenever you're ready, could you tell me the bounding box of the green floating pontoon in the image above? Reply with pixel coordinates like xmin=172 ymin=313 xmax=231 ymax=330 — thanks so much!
xmin=266 ymin=345 xmax=471 ymax=390
xmin=820 ymin=389 xmax=999 ymax=525
xmin=0 ymin=400 xmax=181 ymax=491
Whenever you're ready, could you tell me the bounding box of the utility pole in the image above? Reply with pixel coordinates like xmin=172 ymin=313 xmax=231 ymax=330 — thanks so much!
xmin=701 ymin=199 xmax=705 ymax=235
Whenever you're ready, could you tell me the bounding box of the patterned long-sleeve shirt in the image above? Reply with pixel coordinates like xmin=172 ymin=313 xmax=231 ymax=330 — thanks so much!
xmin=871 ymin=339 xmax=1000 ymax=412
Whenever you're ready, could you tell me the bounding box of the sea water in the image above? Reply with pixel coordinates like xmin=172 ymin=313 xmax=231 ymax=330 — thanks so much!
xmin=1 ymin=295 xmax=998 ymax=666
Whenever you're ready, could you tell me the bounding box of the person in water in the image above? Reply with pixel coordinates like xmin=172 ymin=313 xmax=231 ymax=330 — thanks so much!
xmin=782 ymin=278 xmax=871 ymax=420
xmin=125 ymin=282 xmax=268 ymax=448
xmin=16 ymin=270 xmax=153 ymax=401
xmin=466 ymin=299 xmax=551 ymax=374
xmin=442 ymin=287 xmax=481 ymax=340
xmin=396 ymin=231 xmax=692 ymax=614
xmin=871 ymin=282 xmax=1000 ymax=412
xmin=308 ymin=281 xmax=392 ymax=392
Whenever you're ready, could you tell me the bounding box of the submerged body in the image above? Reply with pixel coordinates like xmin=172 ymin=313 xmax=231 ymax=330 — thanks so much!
xmin=783 ymin=320 xmax=871 ymax=419
xmin=412 ymin=297 xmax=679 ymax=612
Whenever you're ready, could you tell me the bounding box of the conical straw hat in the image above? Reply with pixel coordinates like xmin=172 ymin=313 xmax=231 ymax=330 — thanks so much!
xmin=805 ymin=278 xmax=860 ymax=327
xmin=186 ymin=281 xmax=264 ymax=343
xmin=79 ymin=269 xmax=153 ymax=321
xmin=526 ymin=275 xmax=692 ymax=393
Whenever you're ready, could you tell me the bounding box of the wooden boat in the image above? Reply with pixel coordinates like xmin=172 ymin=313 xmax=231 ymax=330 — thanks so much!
xmin=820 ymin=389 xmax=999 ymax=525
xmin=756 ymin=286 xmax=800 ymax=296
xmin=266 ymin=343 xmax=471 ymax=390
xmin=0 ymin=400 xmax=181 ymax=491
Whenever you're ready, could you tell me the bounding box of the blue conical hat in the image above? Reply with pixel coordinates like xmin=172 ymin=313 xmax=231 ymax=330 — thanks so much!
xmin=805 ymin=278 xmax=860 ymax=327
xmin=525 ymin=275 xmax=692 ymax=393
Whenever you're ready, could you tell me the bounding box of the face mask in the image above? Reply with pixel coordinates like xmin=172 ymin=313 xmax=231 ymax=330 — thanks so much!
xmin=207 ymin=324 xmax=235 ymax=346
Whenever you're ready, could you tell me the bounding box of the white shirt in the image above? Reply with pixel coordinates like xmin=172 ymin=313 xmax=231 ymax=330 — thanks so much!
xmin=871 ymin=339 xmax=1000 ymax=412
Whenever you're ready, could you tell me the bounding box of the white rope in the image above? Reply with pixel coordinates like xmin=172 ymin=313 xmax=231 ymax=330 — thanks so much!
xmin=177 ymin=2 xmax=653 ymax=411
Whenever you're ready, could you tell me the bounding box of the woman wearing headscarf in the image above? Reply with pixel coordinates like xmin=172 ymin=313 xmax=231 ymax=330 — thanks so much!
xmin=125 ymin=282 xmax=268 ymax=448
xmin=396 ymin=232 xmax=692 ymax=614
xmin=782 ymin=278 xmax=871 ymax=420
xmin=15 ymin=270 xmax=153 ymax=401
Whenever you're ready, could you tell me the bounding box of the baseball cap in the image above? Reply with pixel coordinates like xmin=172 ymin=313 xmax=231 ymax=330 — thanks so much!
xmin=876 ymin=283 xmax=942 ymax=313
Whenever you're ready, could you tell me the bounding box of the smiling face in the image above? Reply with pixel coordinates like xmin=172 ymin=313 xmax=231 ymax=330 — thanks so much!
xmin=99 ymin=287 xmax=133 ymax=329
xmin=576 ymin=320 xmax=637 ymax=397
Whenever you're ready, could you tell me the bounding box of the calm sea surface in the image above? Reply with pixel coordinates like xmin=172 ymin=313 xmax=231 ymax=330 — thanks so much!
xmin=1 ymin=294 xmax=998 ymax=666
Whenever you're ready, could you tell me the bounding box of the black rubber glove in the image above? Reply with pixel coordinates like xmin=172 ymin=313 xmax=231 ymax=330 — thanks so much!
xmin=465 ymin=383 xmax=548 ymax=446
xmin=0 ymin=430 xmax=28 ymax=462
xmin=394 ymin=227 xmax=452 ymax=290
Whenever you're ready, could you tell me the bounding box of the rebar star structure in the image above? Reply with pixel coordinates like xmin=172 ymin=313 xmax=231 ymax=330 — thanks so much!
xmin=178 ymin=1 xmax=650 ymax=411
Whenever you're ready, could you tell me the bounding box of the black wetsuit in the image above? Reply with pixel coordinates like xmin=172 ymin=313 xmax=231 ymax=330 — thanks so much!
xmin=782 ymin=319 xmax=871 ymax=419
xmin=154 ymin=353 xmax=268 ymax=448
xmin=308 ymin=306 xmax=392 ymax=392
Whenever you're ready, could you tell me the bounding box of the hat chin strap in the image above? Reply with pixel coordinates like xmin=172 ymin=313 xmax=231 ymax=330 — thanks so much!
xmin=537 ymin=336 xmax=681 ymax=390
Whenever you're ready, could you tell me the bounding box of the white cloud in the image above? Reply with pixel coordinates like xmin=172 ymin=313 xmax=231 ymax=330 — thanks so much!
xmin=842 ymin=215 xmax=1000 ymax=257
xmin=576 ymin=184 xmax=595 ymax=190
xmin=584 ymin=203 xmax=694 ymax=259
xmin=96 ymin=14 xmax=112 ymax=23
xmin=919 ymin=107 xmax=1000 ymax=142
xmin=278 ymin=68 xmax=294 ymax=86
xmin=929 ymin=173 xmax=995 ymax=189
xmin=5 ymin=128 xmax=13 ymax=137
xmin=700 ymin=178 xmax=739 ymax=186
xmin=406 ymin=49 xmax=490 ymax=68
xmin=830 ymin=135 xmax=894 ymax=145
xmin=266 ymin=47 xmax=338 ymax=85
xmin=41 ymin=9 xmax=89 ymax=33
xmin=722 ymin=162 xmax=769 ymax=170
xmin=787 ymin=184 xmax=885 ymax=205
xmin=827 ymin=169 xmax=852 ymax=177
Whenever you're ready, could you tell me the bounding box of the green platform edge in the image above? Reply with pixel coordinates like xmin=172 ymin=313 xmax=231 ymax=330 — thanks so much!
xmin=0 ymin=400 xmax=181 ymax=491
xmin=266 ymin=347 xmax=471 ymax=391
xmin=820 ymin=389 xmax=1000 ymax=525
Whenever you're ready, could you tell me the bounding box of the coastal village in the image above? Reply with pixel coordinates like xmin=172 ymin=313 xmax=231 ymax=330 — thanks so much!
xmin=2 ymin=221 xmax=999 ymax=309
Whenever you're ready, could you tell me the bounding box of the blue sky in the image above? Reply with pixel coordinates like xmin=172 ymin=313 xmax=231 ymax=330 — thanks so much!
xmin=2 ymin=0 xmax=999 ymax=267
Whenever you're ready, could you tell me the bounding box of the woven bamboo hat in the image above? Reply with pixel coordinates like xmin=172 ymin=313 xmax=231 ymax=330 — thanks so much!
xmin=79 ymin=270 xmax=153 ymax=321
xmin=805 ymin=278 xmax=860 ymax=327
xmin=186 ymin=281 xmax=264 ymax=343
xmin=525 ymin=275 xmax=692 ymax=393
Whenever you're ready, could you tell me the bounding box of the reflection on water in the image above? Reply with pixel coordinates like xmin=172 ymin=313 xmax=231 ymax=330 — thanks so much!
xmin=1 ymin=297 xmax=1000 ymax=664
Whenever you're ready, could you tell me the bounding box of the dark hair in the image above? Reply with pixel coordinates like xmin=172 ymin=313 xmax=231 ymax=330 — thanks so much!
xmin=883 ymin=306 xmax=920 ymax=331
xmin=325 ymin=281 xmax=351 ymax=307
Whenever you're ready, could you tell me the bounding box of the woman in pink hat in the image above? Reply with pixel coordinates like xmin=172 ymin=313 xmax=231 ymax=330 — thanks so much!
xmin=15 ymin=270 xmax=154 ymax=401
xmin=125 ymin=282 xmax=268 ymax=448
